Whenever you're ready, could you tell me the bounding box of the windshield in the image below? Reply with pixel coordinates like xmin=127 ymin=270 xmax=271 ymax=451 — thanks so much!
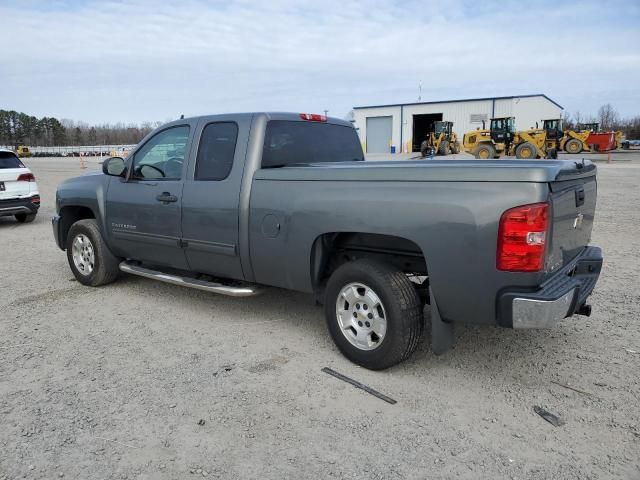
xmin=0 ymin=152 xmax=25 ymax=169
xmin=262 ymin=121 xmax=364 ymax=168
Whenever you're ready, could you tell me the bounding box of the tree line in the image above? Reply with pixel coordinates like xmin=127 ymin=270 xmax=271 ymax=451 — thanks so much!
xmin=2 ymin=104 xmax=639 ymax=150
xmin=563 ymin=104 xmax=640 ymax=138
xmin=0 ymin=109 xmax=162 ymax=148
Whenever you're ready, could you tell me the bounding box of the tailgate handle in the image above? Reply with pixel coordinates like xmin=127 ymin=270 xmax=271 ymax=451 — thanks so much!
xmin=575 ymin=188 xmax=585 ymax=207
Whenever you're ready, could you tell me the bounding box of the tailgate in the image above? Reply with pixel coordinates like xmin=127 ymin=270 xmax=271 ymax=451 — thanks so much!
xmin=0 ymin=168 xmax=31 ymax=199
xmin=546 ymin=163 xmax=597 ymax=272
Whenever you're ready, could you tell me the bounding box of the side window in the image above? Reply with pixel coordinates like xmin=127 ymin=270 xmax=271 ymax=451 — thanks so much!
xmin=195 ymin=122 xmax=238 ymax=181
xmin=131 ymin=125 xmax=190 ymax=180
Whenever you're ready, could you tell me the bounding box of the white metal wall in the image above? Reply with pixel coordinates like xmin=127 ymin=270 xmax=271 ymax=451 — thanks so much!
xmin=353 ymin=96 xmax=562 ymax=154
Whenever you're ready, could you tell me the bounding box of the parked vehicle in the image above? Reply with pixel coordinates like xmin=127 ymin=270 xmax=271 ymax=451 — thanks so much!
xmin=463 ymin=117 xmax=556 ymax=159
xmin=0 ymin=149 xmax=40 ymax=223
xmin=15 ymin=146 xmax=33 ymax=158
xmin=52 ymin=112 xmax=603 ymax=370
xmin=419 ymin=121 xmax=460 ymax=157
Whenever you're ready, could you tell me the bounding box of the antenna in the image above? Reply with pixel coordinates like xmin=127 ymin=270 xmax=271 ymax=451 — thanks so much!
xmin=418 ymin=81 xmax=422 ymax=102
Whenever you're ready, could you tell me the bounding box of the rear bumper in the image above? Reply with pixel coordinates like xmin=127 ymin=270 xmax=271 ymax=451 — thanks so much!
xmin=0 ymin=196 xmax=40 ymax=217
xmin=498 ymin=246 xmax=603 ymax=328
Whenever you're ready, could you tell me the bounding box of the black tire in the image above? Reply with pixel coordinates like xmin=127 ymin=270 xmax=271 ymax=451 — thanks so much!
xmin=473 ymin=143 xmax=496 ymax=159
xmin=324 ymin=259 xmax=423 ymax=370
xmin=15 ymin=213 xmax=36 ymax=223
xmin=66 ymin=219 xmax=120 ymax=286
xmin=565 ymin=138 xmax=583 ymax=154
xmin=420 ymin=140 xmax=429 ymax=158
xmin=438 ymin=140 xmax=450 ymax=155
xmin=515 ymin=142 xmax=537 ymax=159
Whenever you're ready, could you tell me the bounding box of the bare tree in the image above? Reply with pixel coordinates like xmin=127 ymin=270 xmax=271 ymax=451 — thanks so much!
xmin=598 ymin=104 xmax=620 ymax=131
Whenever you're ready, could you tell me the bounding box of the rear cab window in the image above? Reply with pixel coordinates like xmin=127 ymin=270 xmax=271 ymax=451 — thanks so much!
xmin=0 ymin=152 xmax=25 ymax=169
xmin=261 ymin=121 xmax=364 ymax=168
xmin=195 ymin=122 xmax=239 ymax=181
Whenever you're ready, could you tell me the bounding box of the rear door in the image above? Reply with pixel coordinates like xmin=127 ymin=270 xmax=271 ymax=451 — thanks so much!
xmin=546 ymin=166 xmax=597 ymax=272
xmin=180 ymin=115 xmax=251 ymax=280
xmin=105 ymin=124 xmax=192 ymax=269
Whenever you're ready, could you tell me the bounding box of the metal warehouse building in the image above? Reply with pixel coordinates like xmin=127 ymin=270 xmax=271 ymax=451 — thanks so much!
xmin=353 ymin=94 xmax=563 ymax=154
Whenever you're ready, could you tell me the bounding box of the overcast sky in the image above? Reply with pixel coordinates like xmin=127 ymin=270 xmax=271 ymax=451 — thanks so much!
xmin=1 ymin=0 xmax=639 ymax=124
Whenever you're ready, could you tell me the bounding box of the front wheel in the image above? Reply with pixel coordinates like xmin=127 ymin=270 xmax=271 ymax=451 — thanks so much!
xmin=515 ymin=142 xmax=537 ymax=159
xmin=66 ymin=219 xmax=120 ymax=286
xmin=324 ymin=259 xmax=423 ymax=370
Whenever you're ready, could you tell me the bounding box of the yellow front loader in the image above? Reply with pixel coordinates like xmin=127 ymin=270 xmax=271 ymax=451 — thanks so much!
xmin=462 ymin=117 xmax=514 ymax=159
xmin=542 ymin=120 xmax=597 ymax=154
xmin=420 ymin=121 xmax=461 ymax=157
xmin=463 ymin=117 xmax=553 ymax=159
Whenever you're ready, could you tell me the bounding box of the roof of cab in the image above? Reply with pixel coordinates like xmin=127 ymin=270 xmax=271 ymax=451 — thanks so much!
xmin=166 ymin=112 xmax=352 ymax=128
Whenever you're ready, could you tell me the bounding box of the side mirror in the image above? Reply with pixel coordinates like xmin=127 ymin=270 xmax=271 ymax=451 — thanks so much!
xmin=102 ymin=157 xmax=126 ymax=177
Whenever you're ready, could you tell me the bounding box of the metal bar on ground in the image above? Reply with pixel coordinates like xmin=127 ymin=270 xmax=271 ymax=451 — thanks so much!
xmin=321 ymin=367 xmax=397 ymax=405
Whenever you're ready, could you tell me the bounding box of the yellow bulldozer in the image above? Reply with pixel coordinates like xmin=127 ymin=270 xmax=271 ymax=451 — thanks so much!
xmin=463 ymin=117 xmax=553 ymax=159
xmin=419 ymin=121 xmax=461 ymax=157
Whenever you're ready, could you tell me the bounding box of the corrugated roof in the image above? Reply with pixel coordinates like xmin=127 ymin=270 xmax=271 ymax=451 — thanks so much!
xmin=353 ymin=94 xmax=563 ymax=110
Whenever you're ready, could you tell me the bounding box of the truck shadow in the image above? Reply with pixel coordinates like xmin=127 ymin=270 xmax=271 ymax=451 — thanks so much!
xmin=114 ymin=274 xmax=578 ymax=379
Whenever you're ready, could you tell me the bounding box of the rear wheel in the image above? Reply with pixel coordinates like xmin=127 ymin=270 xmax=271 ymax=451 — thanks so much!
xmin=515 ymin=142 xmax=537 ymax=159
xmin=15 ymin=213 xmax=36 ymax=223
xmin=473 ymin=143 xmax=496 ymax=159
xmin=324 ymin=259 xmax=423 ymax=370
xmin=565 ymin=138 xmax=583 ymax=154
xmin=66 ymin=219 xmax=120 ymax=286
xmin=438 ymin=140 xmax=450 ymax=155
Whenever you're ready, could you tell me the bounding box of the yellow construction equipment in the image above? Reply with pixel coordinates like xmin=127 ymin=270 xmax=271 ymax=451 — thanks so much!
xmin=542 ymin=119 xmax=594 ymax=154
xmin=463 ymin=117 xmax=553 ymax=159
xmin=419 ymin=121 xmax=460 ymax=157
xmin=15 ymin=146 xmax=32 ymax=157
xmin=462 ymin=117 xmax=514 ymax=159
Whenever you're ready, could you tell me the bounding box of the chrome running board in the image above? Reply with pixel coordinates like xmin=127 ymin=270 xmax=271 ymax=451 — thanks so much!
xmin=119 ymin=262 xmax=262 ymax=297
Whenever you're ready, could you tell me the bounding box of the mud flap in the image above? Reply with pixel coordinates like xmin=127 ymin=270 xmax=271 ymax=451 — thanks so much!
xmin=430 ymin=287 xmax=454 ymax=355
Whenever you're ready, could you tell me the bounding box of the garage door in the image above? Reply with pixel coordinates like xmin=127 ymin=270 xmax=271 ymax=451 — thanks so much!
xmin=366 ymin=116 xmax=392 ymax=154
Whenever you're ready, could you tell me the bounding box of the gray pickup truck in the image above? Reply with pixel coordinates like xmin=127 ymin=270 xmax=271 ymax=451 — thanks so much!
xmin=52 ymin=112 xmax=603 ymax=370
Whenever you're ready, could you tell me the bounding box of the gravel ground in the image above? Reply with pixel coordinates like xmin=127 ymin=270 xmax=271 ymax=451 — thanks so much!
xmin=1 ymin=155 xmax=639 ymax=480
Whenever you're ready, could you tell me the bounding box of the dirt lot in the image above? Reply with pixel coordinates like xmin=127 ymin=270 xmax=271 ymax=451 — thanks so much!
xmin=1 ymin=154 xmax=639 ymax=480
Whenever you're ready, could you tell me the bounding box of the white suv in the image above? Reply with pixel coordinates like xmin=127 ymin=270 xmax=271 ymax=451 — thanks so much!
xmin=0 ymin=149 xmax=40 ymax=223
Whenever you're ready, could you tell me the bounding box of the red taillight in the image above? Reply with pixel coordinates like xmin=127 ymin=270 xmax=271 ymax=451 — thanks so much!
xmin=32 ymin=195 xmax=40 ymax=204
xmin=300 ymin=113 xmax=327 ymax=122
xmin=17 ymin=173 xmax=35 ymax=182
xmin=497 ymin=202 xmax=549 ymax=272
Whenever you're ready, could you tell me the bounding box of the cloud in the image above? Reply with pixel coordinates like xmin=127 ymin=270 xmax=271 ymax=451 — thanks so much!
xmin=1 ymin=0 xmax=638 ymax=123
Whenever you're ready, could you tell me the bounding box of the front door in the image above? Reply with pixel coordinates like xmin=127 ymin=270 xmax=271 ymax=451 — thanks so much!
xmin=180 ymin=116 xmax=250 ymax=280
xmin=105 ymin=124 xmax=192 ymax=269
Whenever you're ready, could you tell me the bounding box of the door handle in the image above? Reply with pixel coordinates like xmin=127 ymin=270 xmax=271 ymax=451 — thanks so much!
xmin=156 ymin=192 xmax=178 ymax=203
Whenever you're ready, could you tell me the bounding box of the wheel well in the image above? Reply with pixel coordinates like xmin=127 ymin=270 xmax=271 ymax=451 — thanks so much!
xmin=59 ymin=206 xmax=95 ymax=248
xmin=311 ymin=232 xmax=428 ymax=291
